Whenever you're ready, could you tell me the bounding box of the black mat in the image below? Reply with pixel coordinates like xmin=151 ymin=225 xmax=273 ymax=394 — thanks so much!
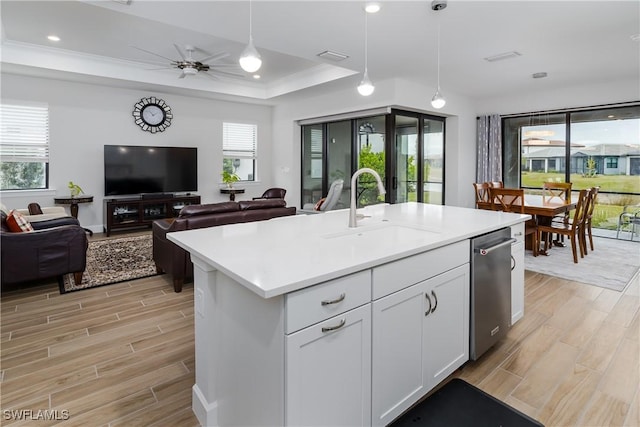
xmin=389 ymin=378 xmax=544 ymax=427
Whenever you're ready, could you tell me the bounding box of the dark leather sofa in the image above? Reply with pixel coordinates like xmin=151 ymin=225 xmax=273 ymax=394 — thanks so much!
xmin=1 ymin=213 xmax=88 ymax=290
xmin=153 ymin=199 xmax=296 ymax=292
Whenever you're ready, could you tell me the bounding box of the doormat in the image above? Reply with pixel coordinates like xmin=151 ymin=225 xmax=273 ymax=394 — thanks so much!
xmin=60 ymin=234 xmax=157 ymax=293
xmin=389 ymin=378 xmax=544 ymax=427
xmin=524 ymin=236 xmax=639 ymax=292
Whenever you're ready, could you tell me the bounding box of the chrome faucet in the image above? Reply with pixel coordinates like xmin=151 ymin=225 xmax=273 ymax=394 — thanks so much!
xmin=349 ymin=168 xmax=386 ymax=228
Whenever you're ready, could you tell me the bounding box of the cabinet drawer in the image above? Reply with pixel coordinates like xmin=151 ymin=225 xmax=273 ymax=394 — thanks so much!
xmin=511 ymin=222 xmax=525 ymax=243
xmin=285 ymin=270 xmax=371 ymax=334
xmin=372 ymin=240 xmax=469 ymax=300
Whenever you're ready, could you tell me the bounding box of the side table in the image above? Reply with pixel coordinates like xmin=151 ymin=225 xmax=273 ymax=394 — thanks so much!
xmin=220 ymin=188 xmax=245 ymax=201
xmin=54 ymin=195 xmax=94 ymax=235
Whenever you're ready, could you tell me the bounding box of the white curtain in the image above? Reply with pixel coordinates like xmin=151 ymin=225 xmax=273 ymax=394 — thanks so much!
xmin=476 ymin=114 xmax=502 ymax=183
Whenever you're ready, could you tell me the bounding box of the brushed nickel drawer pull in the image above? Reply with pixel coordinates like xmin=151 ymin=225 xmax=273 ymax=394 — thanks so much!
xmin=322 ymin=318 xmax=346 ymax=332
xmin=425 ymin=292 xmax=432 ymax=316
xmin=430 ymin=290 xmax=438 ymax=313
xmin=321 ymin=293 xmax=346 ymax=306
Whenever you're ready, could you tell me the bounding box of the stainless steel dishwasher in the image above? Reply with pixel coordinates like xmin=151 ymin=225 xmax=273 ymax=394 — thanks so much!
xmin=470 ymin=227 xmax=516 ymax=360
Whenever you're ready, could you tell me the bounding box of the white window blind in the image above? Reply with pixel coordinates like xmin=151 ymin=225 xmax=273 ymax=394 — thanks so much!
xmin=223 ymin=122 xmax=257 ymax=159
xmin=311 ymin=128 xmax=323 ymax=154
xmin=0 ymin=104 xmax=50 ymax=162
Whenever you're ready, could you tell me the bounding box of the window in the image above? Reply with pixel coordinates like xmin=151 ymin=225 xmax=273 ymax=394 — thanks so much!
xmin=605 ymin=157 xmax=618 ymax=169
xmin=223 ymin=122 xmax=257 ymax=181
xmin=0 ymin=103 xmax=49 ymax=190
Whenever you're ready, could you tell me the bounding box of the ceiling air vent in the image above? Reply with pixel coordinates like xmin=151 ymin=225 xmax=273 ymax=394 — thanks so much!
xmin=317 ymin=50 xmax=349 ymax=62
xmin=483 ymin=51 xmax=522 ymax=62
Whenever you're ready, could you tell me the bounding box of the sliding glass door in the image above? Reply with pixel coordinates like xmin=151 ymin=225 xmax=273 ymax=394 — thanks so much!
xmin=301 ymin=108 xmax=446 ymax=209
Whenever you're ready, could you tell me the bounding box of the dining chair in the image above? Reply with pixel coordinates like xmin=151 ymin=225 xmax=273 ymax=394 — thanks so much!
xmin=487 ymin=181 xmax=504 ymax=188
xmin=488 ymin=187 xmax=538 ymax=257
xmin=537 ymin=189 xmax=589 ymax=264
xmin=582 ymin=186 xmax=599 ymax=253
xmin=544 ymin=181 xmax=573 ymax=243
xmin=472 ymin=182 xmax=490 ymax=209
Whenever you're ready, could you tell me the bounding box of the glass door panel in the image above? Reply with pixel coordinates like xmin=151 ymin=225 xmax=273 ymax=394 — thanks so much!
xmin=356 ymin=116 xmax=386 ymax=208
xmin=327 ymin=120 xmax=352 ymax=209
xmin=423 ymin=118 xmax=444 ymax=204
xmin=394 ymin=115 xmax=418 ymax=203
xmin=301 ymin=124 xmax=323 ymax=207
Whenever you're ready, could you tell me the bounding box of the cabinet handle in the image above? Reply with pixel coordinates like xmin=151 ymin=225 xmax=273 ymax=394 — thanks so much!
xmin=321 ymin=318 xmax=346 ymax=332
xmin=511 ymin=254 xmax=516 ymax=271
xmin=321 ymin=293 xmax=346 ymax=306
xmin=430 ymin=290 xmax=438 ymax=313
xmin=425 ymin=293 xmax=432 ymax=316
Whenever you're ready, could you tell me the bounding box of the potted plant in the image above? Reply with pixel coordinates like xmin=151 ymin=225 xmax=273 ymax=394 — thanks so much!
xmin=221 ymin=171 xmax=240 ymax=189
xmin=68 ymin=181 xmax=84 ymax=197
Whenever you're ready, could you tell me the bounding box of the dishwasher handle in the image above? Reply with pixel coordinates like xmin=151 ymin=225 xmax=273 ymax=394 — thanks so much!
xmin=476 ymin=238 xmax=517 ymax=256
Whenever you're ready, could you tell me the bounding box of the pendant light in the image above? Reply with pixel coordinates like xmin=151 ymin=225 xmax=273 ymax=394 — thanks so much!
xmin=431 ymin=23 xmax=446 ymax=109
xmin=239 ymin=0 xmax=262 ymax=73
xmin=357 ymin=9 xmax=374 ymax=96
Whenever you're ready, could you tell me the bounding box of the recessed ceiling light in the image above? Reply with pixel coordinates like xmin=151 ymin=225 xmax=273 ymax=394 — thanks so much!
xmin=484 ymin=51 xmax=521 ymax=62
xmin=532 ymin=72 xmax=548 ymax=79
xmin=253 ymin=75 xmax=261 ymax=79
xmin=47 ymin=35 xmax=60 ymax=42
xmin=365 ymin=2 xmax=381 ymax=13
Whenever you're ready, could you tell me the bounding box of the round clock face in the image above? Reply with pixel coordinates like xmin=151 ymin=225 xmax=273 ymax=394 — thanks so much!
xmin=132 ymin=97 xmax=172 ymax=133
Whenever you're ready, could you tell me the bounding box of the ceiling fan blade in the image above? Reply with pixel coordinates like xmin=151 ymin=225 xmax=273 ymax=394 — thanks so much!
xmin=211 ymin=69 xmax=246 ymax=78
xmin=199 ymin=52 xmax=230 ymax=63
xmin=130 ymin=45 xmax=176 ymax=62
xmin=201 ymin=72 xmax=219 ymax=81
xmin=173 ymin=44 xmax=188 ymax=61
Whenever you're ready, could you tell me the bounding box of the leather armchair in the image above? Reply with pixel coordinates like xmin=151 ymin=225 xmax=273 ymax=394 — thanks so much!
xmin=1 ymin=213 xmax=88 ymax=289
xmin=253 ymin=187 xmax=286 ymax=200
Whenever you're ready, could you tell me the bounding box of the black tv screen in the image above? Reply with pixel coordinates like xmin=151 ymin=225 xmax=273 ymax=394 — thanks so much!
xmin=104 ymin=145 xmax=197 ymax=196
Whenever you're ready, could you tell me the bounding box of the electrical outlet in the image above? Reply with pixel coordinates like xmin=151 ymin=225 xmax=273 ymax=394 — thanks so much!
xmin=196 ymin=288 xmax=204 ymax=318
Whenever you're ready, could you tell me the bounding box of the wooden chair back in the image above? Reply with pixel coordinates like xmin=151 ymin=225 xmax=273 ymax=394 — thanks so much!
xmin=584 ymin=186 xmax=599 ymax=222
xmin=571 ymin=189 xmax=590 ymax=231
xmin=489 ymin=188 xmax=525 ymax=214
xmin=543 ymin=182 xmax=572 ymax=204
xmin=473 ymin=182 xmax=490 ymax=208
xmin=487 ymin=181 xmax=504 ymax=188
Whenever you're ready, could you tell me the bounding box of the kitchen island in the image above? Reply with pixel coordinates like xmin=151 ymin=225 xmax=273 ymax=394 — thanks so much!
xmin=168 ymin=202 xmax=529 ymax=427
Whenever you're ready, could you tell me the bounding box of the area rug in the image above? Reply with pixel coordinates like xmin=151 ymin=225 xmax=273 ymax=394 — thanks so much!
xmin=60 ymin=234 xmax=157 ymax=293
xmin=525 ymin=236 xmax=640 ymax=292
xmin=389 ymin=378 xmax=543 ymax=427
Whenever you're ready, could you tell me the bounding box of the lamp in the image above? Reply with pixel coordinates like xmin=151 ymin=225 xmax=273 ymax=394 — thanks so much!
xmin=357 ymin=10 xmax=375 ymax=96
xmin=431 ymin=23 xmax=446 ymax=109
xmin=239 ymin=0 xmax=262 ymax=73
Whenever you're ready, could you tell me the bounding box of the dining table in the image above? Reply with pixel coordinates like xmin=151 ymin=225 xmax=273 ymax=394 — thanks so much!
xmin=477 ymin=193 xmax=577 ymax=254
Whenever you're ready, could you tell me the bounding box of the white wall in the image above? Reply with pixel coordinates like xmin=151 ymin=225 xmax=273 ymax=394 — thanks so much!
xmin=0 ymin=73 xmax=273 ymax=233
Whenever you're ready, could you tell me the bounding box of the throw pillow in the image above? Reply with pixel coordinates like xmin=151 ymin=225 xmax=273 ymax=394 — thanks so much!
xmin=314 ymin=197 xmax=326 ymax=211
xmin=6 ymin=210 xmax=34 ymax=232
xmin=28 ymin=202 xmax=43 ymax=215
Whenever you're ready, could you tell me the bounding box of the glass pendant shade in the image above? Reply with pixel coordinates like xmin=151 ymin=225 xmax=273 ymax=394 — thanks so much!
xmin=239 ymin=38 xmax=262 ymax=73
xmin=431 ymin=88 xmax=446 ymax=109
xmin=357 ymin=70 xmax=375 ymax=96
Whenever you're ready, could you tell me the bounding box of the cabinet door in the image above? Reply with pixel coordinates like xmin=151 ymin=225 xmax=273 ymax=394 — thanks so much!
xmin=511 ymin=241 xmax=525 ymax=325
xmin=371 ymin=282 xmax=427 ymax=427
xmin=285 ymin=304 xmax=371 ymax=427
xmin=424 ymin=264 xmax=470 ymax=387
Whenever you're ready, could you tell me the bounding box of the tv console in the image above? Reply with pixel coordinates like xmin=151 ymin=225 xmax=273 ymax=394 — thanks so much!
xmin=103 ymin=194 xmax=200 ymax=236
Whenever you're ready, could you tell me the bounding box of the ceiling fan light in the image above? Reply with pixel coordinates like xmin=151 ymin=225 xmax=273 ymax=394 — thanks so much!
xmin=431 ymin=89 xmax=446 ymax=109
xmin=239 ymin=39 xmax=262 ymax=73
xmin=357 ymin=71 xmax=375 ymax=96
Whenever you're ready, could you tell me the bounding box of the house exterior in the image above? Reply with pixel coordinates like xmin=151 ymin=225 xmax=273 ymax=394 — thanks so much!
xmin=522 ymin=144 xmax=640 ymax=176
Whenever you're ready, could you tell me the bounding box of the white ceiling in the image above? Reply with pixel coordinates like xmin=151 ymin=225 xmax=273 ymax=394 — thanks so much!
xmin=1 ymin=0 xmax=639 ymax=103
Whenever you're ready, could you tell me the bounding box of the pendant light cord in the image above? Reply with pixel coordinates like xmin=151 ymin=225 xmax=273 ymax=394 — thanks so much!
xmin=364 ymin=12 xmax=369 ymax=73
xmin=249 ymin=0 xmax=253 ymax=41
xmin=436 ymin=23 xmax=441 ymax=90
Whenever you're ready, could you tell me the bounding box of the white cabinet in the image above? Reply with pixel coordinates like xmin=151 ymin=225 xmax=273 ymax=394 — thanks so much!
xmin=511 ymin=223 xmax=525 ymax=325
xmin=371 ymin=264 xmax=469 ymax=426
xmin=285 ymin=304 xmax=372 ymax=427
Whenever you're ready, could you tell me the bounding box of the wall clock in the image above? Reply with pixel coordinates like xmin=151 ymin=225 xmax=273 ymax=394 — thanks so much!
xmin=132 ymin=97 xmax=172 ymax=133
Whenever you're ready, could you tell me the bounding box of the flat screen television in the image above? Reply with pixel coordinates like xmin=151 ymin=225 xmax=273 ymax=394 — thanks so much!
xmin=104 ymin=145 xmax=197 ymax=196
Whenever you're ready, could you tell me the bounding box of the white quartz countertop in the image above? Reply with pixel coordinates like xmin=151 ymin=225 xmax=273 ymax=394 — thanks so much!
xmin=168 ymin=202 xmax=529 ymax=298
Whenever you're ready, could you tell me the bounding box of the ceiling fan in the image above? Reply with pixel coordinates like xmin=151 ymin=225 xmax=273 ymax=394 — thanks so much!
xmin=132 ymin=44 xmax=245 ymax=79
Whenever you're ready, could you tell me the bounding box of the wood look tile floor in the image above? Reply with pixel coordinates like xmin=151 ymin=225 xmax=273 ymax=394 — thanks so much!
xmin=1 ymin=231 xmax=639 ymax=426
